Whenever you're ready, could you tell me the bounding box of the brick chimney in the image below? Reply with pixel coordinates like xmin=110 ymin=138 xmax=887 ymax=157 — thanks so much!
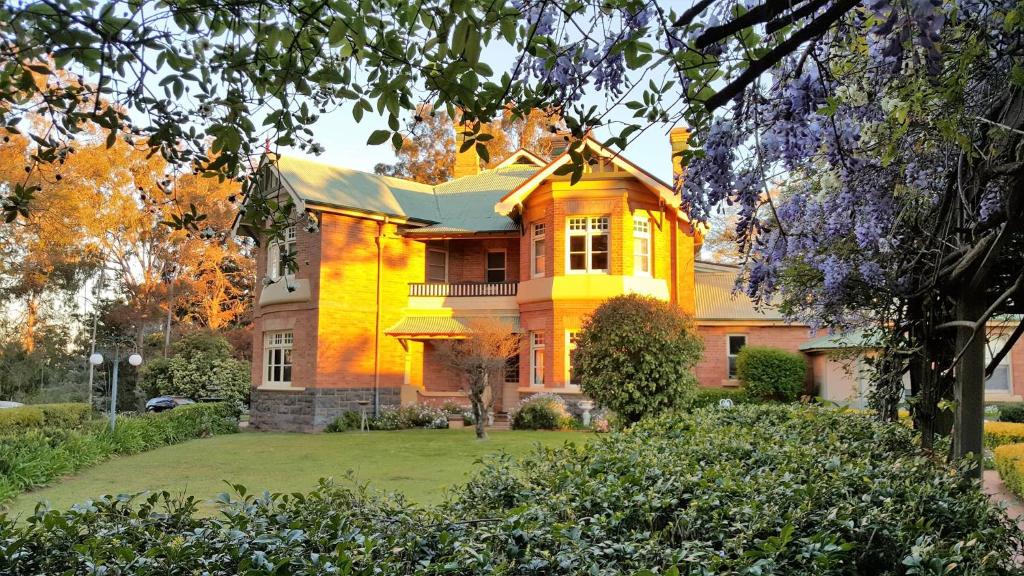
xmin=453 ymin=121 xmax=480 ymax=179
xmin=540 ymin=130 xmax=572 ymax=159
xmin=669 ymin=127 xmax=690 ymax=191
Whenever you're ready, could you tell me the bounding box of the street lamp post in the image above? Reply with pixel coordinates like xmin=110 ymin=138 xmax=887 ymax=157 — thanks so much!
xmin=90 ymin=348 xmax=142 ymax=431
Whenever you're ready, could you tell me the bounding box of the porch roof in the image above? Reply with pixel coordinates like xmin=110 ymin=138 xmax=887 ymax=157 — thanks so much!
xmin=385 ymin=315 xmax=521 ymax=337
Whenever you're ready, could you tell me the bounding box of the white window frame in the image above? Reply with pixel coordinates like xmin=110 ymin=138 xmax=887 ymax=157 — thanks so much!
xmin=531 ymin=222 xmax=546 ymax=278
xmin=263 ymin=330 xmax=294 ymax=386
xmin=426 ymin=247 xmax=448 ymax=283
xmin=486 ymin=249 xmax=507 ymax=283
xmin=267 ymin=226 xmax=297 ymax=281
xmin=566 ymin=330 xmax=581 ymax=387
xmin=566 ymin=216 xmax=610 ymax=274
xmin=633 ymin=215 xmax=651 ymax=276
xmin=530 ymin=331 xmax=545 ymax=386
xmin=727 ymin=334 xmax=747 ymax=380
xmin=985 ymin=335 xmax=1013 ymax=394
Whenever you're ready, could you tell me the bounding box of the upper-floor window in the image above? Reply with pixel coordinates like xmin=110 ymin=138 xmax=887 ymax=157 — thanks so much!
xmin=264 ymin=331 xmax=293 ymax=386
xmin=487 ymin=250 xmax=506 ymax=283
xmin=267 ymin=226 xmax=296 ymax=280
xmin=426 ymin=247 xmax=448 ymax=283
xmin=986 ymin=336 xmax=1012 ymax=393
xmin=633 ymin=216 xmax=651 ymax=276
xmin=728 ymin=334 xmax=747 ymax=379
xmin=567 ymin=216 xmax=609 ymax=274
xmin=531 ymin=222 xmax=546 ymax=278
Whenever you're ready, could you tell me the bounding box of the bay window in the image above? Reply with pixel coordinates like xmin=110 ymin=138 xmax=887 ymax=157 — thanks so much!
xmin=633 ymin=216 xmax=651 ymax=276
xmin=530 ymin=331 xmax=545 ymax=386
xmin=567 ymin=216 xmax=609 ymax=273
xmin=531 ymin=222 xmax=546 ymax=277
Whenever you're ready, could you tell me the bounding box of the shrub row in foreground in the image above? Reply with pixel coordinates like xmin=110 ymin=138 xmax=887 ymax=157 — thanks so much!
xmin=0 ymin=403 xmax=92 ymax=433
xmin=325 ymin=403 xmax=448 ymax=432
xmin=994 ymin=443 xmax=1024 ymax=500
xmin=983 ymin=420 xmax=1024 ymax=450
xmin=0 ymin=403 xmax=238 ymax=503
xmin=2 ymin=405 xmax=1020 ymax=575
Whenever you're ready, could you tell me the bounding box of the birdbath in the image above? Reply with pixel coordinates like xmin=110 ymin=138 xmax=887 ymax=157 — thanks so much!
xmin=577 ymin=400 xmax=595 ymax=427
xmin=356 ymin=400 xmax=370 ymax=431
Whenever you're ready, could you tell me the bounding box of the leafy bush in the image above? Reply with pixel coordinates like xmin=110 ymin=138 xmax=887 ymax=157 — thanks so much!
xmin=736 ymin=346 xmax=807 ymax=401
xmin=140 ymin=332 xmax=251 ymax=407
xmin=984 ymin=421 xmax=1024 ymax=450
xmin=575 ymin=294 xmax=703 ymax=423
xmin=510 ymin=393 xmax=572 ymax=430
xmin=2 ymin=405 xmax=1020 ymax=575
xmin=0 ymin=403 xmax=91 ymax=433
xmin=0 ymin=403 xmax=237 ymax=502
xmin=994 ymin=443 xmax=1024 ymax=500
xmin=996 ymin=402 xmax=1024 ymax=423
xmin=324 ymin=410 xmax=363 ymax=433
xmin=368 ymin=404 xmax=448 ymax=431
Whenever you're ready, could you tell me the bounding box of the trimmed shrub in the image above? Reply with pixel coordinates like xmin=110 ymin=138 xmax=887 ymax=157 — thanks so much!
xmin=736 ymin=346 xmax=806 ymax=401
xmin=0 ymin=403 xmax=237 ymax=502
xmin=2 ymin=405 xmax=1020 ymax=575
xmin=575 ymin=294 xmax=704 ymax=423
xmin=984 ymin=421 xmax=1024 ymax=450
xmin=996 ymin=402 xmax=1024 ymax=423
xmin=511 ymin=393 xmax=572 ymax=430
xmin=994 ymin=443 xmax=1024 ymax=499
xmin=0 ymin=403 xmax=91 ymax=433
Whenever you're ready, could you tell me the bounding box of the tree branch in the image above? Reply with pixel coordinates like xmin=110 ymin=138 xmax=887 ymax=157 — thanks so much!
xmin=696 ymin=0 xmax=813 ymax=49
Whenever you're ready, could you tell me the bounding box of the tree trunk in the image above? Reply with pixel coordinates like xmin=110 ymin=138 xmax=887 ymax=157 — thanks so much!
xmin=954 ymin=289 xmax=986 ymax=477
xmin=471 ymin=372 xmax=488 ymax=440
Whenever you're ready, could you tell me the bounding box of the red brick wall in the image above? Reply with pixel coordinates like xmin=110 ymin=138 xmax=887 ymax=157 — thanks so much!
xmin=445 ymin=237 xmax=521 ymax=283
xmin=313 ymin=213 xmax=425 ymax=389
xmin=251 ymin=221 xmax=322 ymax=388
xmin=694 ymin=324 xmax=814 ymax=388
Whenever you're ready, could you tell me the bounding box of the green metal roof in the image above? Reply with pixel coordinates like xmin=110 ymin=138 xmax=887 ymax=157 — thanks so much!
xmin=385 ymin=315 xmax=521 ymax=336
xmin=799 ymin=329 xmax=877 ymax=352
xmin=275 ymin=156 xmax=536 ymax=233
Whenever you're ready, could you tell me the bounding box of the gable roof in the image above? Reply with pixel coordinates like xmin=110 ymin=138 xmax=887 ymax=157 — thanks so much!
xmin=495 ymin=148 xmax=546 ymax=168
xmin=494 ymin=135 xmax=687 ymax=220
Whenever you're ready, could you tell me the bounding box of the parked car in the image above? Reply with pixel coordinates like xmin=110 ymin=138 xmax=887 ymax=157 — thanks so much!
xmin=145 ymin=396 xmax=195 ymax=413
xmin=0 ymin=401 xmax=24 ymax=409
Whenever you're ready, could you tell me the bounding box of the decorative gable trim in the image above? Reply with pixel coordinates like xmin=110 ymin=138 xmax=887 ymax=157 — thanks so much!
xmin=494 ymin=136 xmax=689 ymax=221
xmin=494 ymin=148 xmax=547 ymax=169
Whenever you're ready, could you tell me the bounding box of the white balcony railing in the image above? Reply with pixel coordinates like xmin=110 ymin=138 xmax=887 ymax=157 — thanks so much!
xmin=409 ymin=282 xmax=518 ymax=297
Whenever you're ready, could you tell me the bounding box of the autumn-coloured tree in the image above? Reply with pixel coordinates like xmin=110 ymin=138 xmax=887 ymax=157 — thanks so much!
xmin=435 ymin=318 xmax=520 ymax=440
xmin=374 ymin=106 xmax=559 ymax=185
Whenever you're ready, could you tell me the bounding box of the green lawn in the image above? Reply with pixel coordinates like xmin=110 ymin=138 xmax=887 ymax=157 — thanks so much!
xmin=4 ymin=429 xmax=589 ymax=518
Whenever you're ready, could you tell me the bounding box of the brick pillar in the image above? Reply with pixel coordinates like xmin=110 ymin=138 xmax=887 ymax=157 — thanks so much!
xmin=454 ymin=122 xmax=480 ymax=179
xmin=670 ymin=127 xmax=689 ymax=191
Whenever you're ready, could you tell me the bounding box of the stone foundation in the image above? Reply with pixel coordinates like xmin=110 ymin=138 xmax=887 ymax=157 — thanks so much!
xmin=250 ymin=387 xmax=401 ymax=432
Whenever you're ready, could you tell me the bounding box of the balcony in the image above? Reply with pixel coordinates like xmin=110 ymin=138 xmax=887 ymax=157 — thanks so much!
xmin=408 ymin=282 xmax=518 ymax=297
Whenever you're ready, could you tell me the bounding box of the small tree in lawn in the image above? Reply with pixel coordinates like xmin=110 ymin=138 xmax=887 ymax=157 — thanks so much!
xmin=435 ymin=318 xmax=519 ymax=440
xmin=576 ymin=295 xmax=704 ymax=424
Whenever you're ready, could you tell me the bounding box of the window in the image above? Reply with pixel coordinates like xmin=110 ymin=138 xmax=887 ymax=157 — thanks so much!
xmin=985 ymin=336 xmax=1012 ymax=393
xmin=531 ymin=222 xmax=546 ymax=278
xmin=567 ymin=216 xmax=609 ymax=273
xmin=727 ymin=335 xmax=747 ymax=379
xmin=633 ymin=216 xmax=651 ymax=276
xmin=426 ymin=248 xmax=448 ymax=283
xmin=264 ymin=331 xmax=293 ymax=385
xmin=567 ymin=330 xmax=581 ymax=386
xmin=530 ymin=332 xmax=545 ymax=386
xmin=267 ymin=226 xmax=297 ymax=280
xmin=486 ymin=251 xmax=506 ymax=283
xmin=504 ymin=354 xmax=520 ymax=384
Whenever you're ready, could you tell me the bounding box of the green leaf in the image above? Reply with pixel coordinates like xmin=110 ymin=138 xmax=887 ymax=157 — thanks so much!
xmin=367 ymin=130 xmax=391 ymax=145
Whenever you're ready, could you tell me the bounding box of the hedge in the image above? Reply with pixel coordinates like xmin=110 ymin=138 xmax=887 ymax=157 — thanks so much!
xmin=1 ymin=405 xmax=1020 ymax=575
xmin=994 ymin=443 xmax=1024 ymax=500
xmin=995 ymin=402 xmax=1024 ymax=423
xmin=511 ymin=393 xmax=574 ymax=430
xmin=682 ymin=387 xmax=752 ymax=410
xmin=984 ymin=421 xmax=1024 ymax=450
xmin=0 ymin=403 xmax=238 ymax=503
xmin=736 ymin=346 xmax=807 ymax=401
xmin=0 ymin=403 xmax=92 ymax=433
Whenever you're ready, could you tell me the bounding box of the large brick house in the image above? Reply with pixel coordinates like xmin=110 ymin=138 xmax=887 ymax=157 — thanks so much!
xmin=238 ymin=129 xmax=819 ymax=431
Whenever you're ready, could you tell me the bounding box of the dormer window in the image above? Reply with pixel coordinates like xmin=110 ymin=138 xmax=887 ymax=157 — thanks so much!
xmin=567 ymin=216 xmax=609 ymax=274
xmin=268 ymin=226 xmax=296 ymax=280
